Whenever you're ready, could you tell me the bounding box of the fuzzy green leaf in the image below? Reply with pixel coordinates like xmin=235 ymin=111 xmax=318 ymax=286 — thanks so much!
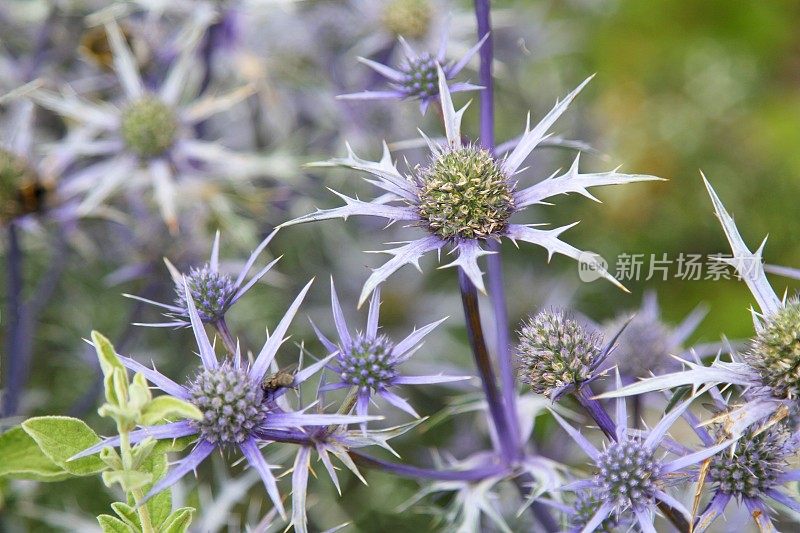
xmin=141 ymin=396 xmax=202 ymax=426
xmin=21 ymin=416 xmax=105 ymax=476
xmin=102 ymin=469 xmax=152 ymax=492
xmin=160 ymin=507 xmax=195 ymax=533
xmin=148 ymin=487 xmax=173 ymax=528
xmin=92 ymin=330 xmax=125 ymax=377
xmin=110 ymin=502 xmax=139 ymax=529
xmin=97 ymin=514 xmax=134 ymax=533
xmin=0 ymin=426 xmax=69 ymax=481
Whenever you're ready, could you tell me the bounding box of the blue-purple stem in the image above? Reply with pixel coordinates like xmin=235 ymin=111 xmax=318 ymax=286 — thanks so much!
xmin=574 ymin=385 xmax=616 ymax=441
xmin=350 ymin=451 xmax=508 ymax=482
xmin=3 ymin=222 xmax=27 ymax=417
xmin=257 ymin=428 xmax=508 ymax=482
xmin=457 ymin=268 xmax=515 ymax=463
xmin=473 ymin=0 xmax=522 ymax=458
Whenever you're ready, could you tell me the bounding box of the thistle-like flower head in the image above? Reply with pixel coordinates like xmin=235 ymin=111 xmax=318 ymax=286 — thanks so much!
xmin=708 ymin=423 xmax=789 ymax=498
xmin=290 ymin=70 xmax=660 ymax=305
xmin=553 ymin=373 xmax=733 ymax=531
xmin=380 ymin=0 xmax=432 ymax=39
xmin=127 ymin=229 xmax=279 ymax=327
xmin=174 ymin=264 xmax=239 ymax=323
xmin=188 ymin=360 xmax=269 ymax=445
xmin=338 ymin=333 xmax=398 ymax=392
xmin=417 ymin=146 xmax=515 ymax=239
xmin=31 ymin=12 xmax=259 ymax=231
xmin=604 ymin=291 xmax=710 ymax=380
xmin=315 ymin=280 xmax=465 ymax=427
xmin=747 ymin=298 xmax=800 ymax=399
xmin=596 ymin=437 xmax=663 ymax=507
xmin=338 ymin=27 xmax=487 ymax=113
xmin=515 ymin=310 xmax=602 ymax=398
xmin=120 ymin=97 xmax=179 ymax=158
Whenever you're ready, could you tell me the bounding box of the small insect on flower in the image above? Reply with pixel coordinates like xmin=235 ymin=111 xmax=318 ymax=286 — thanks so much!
xmin=261 ymin=367 xmax=298 ymax=402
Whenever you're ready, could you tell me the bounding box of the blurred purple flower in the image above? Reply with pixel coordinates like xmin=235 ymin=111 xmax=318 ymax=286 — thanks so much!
xmin=31 ymin=14 xmax=258 ymax=232
xmin=338 ymin=32 xmax=486 ymax=114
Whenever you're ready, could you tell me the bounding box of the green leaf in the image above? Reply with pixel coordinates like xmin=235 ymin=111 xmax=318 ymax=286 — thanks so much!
xmin=160 ymin=507 xmax=195 ymax=533
xmin=0 ymin=426 xmax=69 ymax=481
xmin=147 ymin=487 xmax=172 ymax=528
xmin=110 ymin=502 xmax=139 ymax=529
xmin=92 ymin=331 xmax=125 ymax=377
xmin=664 ymin=385 xmax=692 ymax=413
xmin=97 ymin=514 xmax=134 ymax=533
xmin=21 ymin=416 xmax=105 ymax=476
xmin=102 ymin=469 xmax=152 ymax=492
xmin=141 ymin=396 xmax=202 ymax=426
xmin=153 ymin=435 xmax=195 ymax=455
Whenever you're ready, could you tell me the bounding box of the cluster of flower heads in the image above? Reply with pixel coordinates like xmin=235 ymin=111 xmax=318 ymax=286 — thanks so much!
xmin=4 ymin=1 xmax=800 ymax=532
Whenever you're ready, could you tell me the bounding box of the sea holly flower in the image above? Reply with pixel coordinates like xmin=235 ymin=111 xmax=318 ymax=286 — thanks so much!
xmin=284 ymin=69 xmax=660 ymax=305
xmin=600 ymin=176 xmax=800 ymax=435
xmin=337 ymin=31 xmax=487 ymax=114
xmin=125 ymin=229 xmax=279 ymax=327
xmin=514 ymin=309 xmax=604 ymax=400
xmin=684 ymin=389 xmax=800 ymax=532
xmin=602 ymin=291 xmax=715 ymax=380
xmin=31 ymin=14 xmax=259 ymax=232
xmin=552 ymin=373 xmax=733 ymax=532
xmin=0 ymin=99 xmax=95 ymax=226
xmin=313 ymin=280 xmax=468 ymax=427
xmin=71 ymin=279 xmax=378 ymax=518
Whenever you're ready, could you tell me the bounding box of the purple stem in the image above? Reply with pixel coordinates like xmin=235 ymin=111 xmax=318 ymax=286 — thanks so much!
xmin=573 ymin=384 xmax=616 ymax=441
xmin=213 ymin=318 xmax=238 ymax=357
xmin=457 ymin=268 xmax=515 ymax=464
xmin=350 ymin=451 xmax=508 ymax=482
xmin=473 ymin=0 xmax=521 ymax=458
xmin=3 ymin=222 xmax=28 ymax=417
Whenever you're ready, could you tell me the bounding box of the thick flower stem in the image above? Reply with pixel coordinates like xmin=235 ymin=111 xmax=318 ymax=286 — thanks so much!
xmin=573 ymin=385 xmax=617 ymax=441
xmin=3 ymin=222 xmax=29 ymax=417
xmin=473 ymin=0 xmax=522 ymax=458
xmin=118 ymin=429 xmax=154 ymax=533
xmin=213 ymin=318 xmax=238 ymax=357
xmin=350 ymin=451 xmax=507 ymax=481
xmin=458 ymin=268 xmax=515 ymax=464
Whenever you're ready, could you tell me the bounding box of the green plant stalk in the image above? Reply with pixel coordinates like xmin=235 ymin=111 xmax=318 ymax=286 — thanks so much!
xmin=118 ymin=424 xmax=154 ymax=533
